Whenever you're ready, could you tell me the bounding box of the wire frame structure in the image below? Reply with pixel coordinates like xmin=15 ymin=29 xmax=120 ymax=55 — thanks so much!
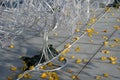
xmin=57 ymin=0 xmax=91 ymax=36
xmin=0 ymin=0 xmax=23 ymax=48
xmin=15 ymin=0 xmax=68 ymax=80
xmin=102 ymin=0 xmax=114 ymax=6
xmin=95 ymin=0 xmax=114 ymax=7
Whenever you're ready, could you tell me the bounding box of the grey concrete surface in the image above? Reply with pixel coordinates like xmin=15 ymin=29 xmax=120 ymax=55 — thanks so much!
xmin=0 ymin=8 xmax=120 ymax=80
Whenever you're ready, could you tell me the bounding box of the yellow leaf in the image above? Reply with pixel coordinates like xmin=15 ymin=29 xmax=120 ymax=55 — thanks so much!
xmin=89 ymin=40 xmax=93 ymax=43
xmin=76 ymin=59 xmax=82 ymax=64
xmin=47 ymin=62 xmax=53 ymax=66
xmin=29 ymin=66 xmax=34 ymax=70
xmin=39 ymin=66 xmax=46 ymax=70
xmin=10 ymin=66 xmax=17 ymax=71
xmin=67 ymin=69 xmax=73 ymax=73
xmin=94 ymin=31 xmax=99 ymax=35
xmin=108 ymin=56 xmax=117 ymax=61
xmin=24 ymin=73 xmax=32 ymax=78
xmin=114 ymin=38 xmax=120 ymax=43
xmin=109 ymin=44 xmax=114 ymax=47
xmin=86 ymin=28 xmax=93 ymax=33
xmin=7 ymin=76 xmax=12 ymax=80
xmin=71 ymin=75 xmax=77 ymax=79
xmin=103 ymin=41 xmax=109 ymax=46
xmin=114 ymin=26 xmax=120 ymax=30
xmin=82 ymin=58 xmax=89 ymax=62
xmin=9 ymin=44 xmax=14 ymax=49
xmin=70 ymin=55 xmax=75 ymax=59
xmin=49 ymin=77 xmax=54 ymax=80
xmin=61 ymin=48 xmax=70 ymax=54
xmin=74 ymin=36 xmax=80 ymax=41
xmin=17 ymin=74 xmax=22 ymax=79
xmin=64 ymin=43 xmax=71 ymax=48
xmin=90 ymin=18 xmax=96 ymax=23
xmin=95 ymin=76 xmax=101 ymax=80
xmin=59 ymin=56 xmax=65 ymax=61
xmin=103 ymin=73 xmax=109 ymax=77
xmin=105 ymin=7 xmax=111 ymax=12
xmin=21 ymin=66 xmax=27 ymax=71
xmin=75 ymin=28 xmax=80 ymax=32
xmin=101 ymin=50 xmax=110 ymax=54
xmin=102 ymin=36 xmax=108 ymax=40
xmin=111 ymin=61 xmax=117 ymax=64
xmin=87 ymin=33 xmax=93 ymax=37
xmin=103 ymin=29 xmax=108 ymax=33
xmin=101 ymin=56 xmax=107 ymax=61
xmin=52 ymin=72 xmax=59 ymax=80
xmin=75 ymin=47 xmax=80 ymax=52
xmin=41 ymin=73 xmax=47 ymax=79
